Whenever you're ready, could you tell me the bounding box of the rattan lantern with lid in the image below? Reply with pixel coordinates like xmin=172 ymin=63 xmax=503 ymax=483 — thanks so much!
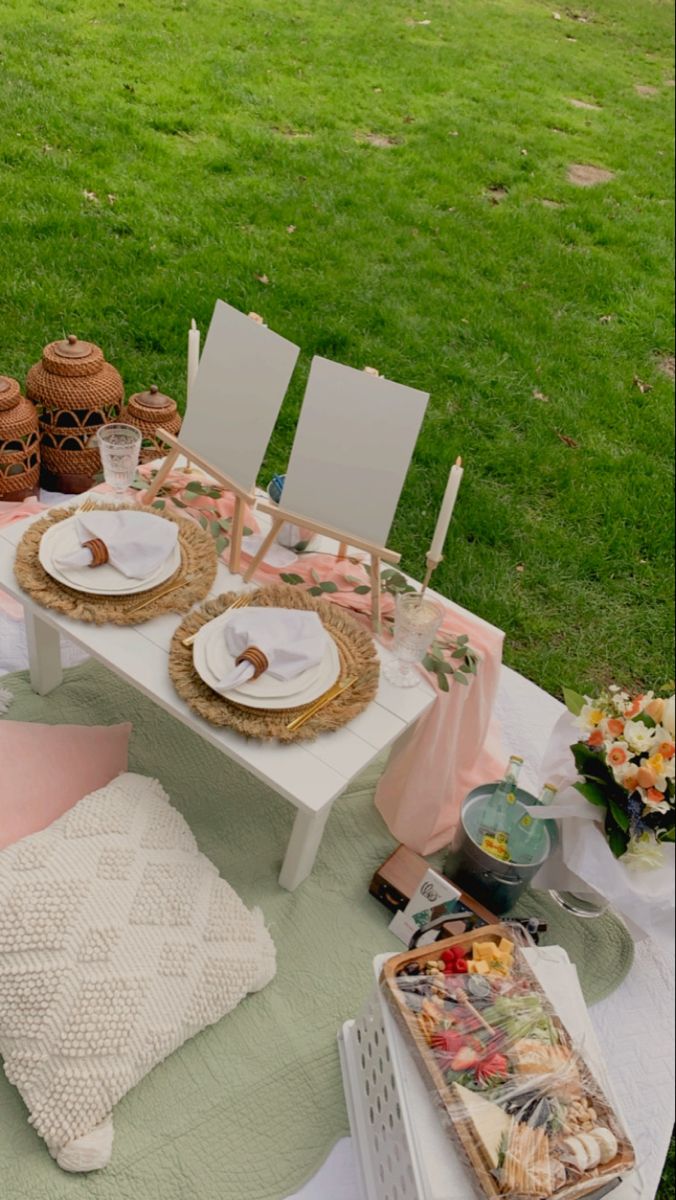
xmin=124 ymin=385 xmax=182 ymax=463
xmin=0 ymin=375 xmax=40 ymax=501
xmin=26 ymin=334 xmax=124 ymax=493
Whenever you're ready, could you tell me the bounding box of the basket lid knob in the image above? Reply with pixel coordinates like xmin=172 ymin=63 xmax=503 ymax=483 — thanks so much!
xmin=134 ymin=384 xmax=174 ymax=410
xmin=53 ymin=334 xmax=94 ymax=360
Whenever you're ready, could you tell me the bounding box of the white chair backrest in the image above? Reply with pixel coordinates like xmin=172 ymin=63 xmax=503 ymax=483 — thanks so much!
xmin=181 ymin=300 xmax=300 ymax=493
xmin=280 ymin=356 xmax=429 ymax=548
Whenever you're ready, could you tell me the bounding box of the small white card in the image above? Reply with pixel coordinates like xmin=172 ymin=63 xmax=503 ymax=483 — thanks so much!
xmin=389 ymin=868 xmax=462 ymax=947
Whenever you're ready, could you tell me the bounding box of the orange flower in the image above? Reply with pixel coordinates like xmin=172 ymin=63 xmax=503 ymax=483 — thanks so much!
xmin=625 ymin=695 xmax=645 ymax=718
xmin=646 ymin=787 xmax=666 ymax=806
xmin=588 ymin=730 xmax=604 ymax=748
xmin=660 ymin=741 xmax=675 ymax=760
xmin=647 ymin=698 xmax=665 ymax=723
xmin=608 ymin=745 xmax=629 ymax=768
xmin=637 ymin=765 xmax=657 ymax=789
xmin=607 ymin=718 xmax=625 ymax=737
xmin=623 ymin=773 xmax=639 ymax=793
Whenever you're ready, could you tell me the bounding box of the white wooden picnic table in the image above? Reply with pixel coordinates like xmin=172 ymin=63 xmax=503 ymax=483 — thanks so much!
xmin=0 ymin=475 xmax=481 ymax=890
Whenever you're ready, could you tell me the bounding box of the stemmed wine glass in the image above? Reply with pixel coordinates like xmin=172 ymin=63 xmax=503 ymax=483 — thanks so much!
xmin=383 ymin=591 xmax=445 ymax=688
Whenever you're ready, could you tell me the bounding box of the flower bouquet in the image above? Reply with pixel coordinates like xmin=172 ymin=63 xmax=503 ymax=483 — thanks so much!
xmin=565 ymin=687 xmax=675 ymax=867
xmin=532 ymin=688 xmax=675 ymax=950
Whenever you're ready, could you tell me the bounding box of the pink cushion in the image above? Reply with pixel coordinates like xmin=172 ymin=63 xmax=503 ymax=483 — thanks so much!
xmin=0 ymin=721 xmax=132 ymax=849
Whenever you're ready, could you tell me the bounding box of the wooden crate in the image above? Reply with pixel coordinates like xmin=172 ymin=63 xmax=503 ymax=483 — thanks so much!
xmin=381 ymin=926 xmax=635 ymax=1200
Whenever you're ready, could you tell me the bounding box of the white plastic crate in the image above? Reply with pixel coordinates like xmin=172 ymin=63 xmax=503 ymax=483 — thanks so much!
xmin=338 ymin=949 xmax=642 ymax=1200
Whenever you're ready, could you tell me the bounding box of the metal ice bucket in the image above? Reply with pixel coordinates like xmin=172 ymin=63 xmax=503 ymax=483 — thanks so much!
xmin=444 ymin=783 xmax=557 ymax=914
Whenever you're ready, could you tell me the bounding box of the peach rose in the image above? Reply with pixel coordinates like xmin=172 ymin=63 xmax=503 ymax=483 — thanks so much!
xmin=647 ymin=698 xmax=665 ymax=723
xmin=607 ymin=717 xmax=625 ymax=737
xmin=636 ymin=765 xmax=657 ymax=789
xmin=588 ymin=730 xmax=604 ymax=748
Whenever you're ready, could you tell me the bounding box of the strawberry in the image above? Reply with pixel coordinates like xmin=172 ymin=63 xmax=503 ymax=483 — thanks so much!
xmin=475 ymin=1053 xmax=509 ymax=1084
xmin=440 ymin=949 xmax=457 ymax=966
xmin=430 ymin=1030 xmax=464 ymax=1055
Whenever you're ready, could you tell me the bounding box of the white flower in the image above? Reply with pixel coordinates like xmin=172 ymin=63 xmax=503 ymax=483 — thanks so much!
xmin=624 ymin=720 xmax=659 ymax=755
xmin=621 ymin=833 xmax=666 ymax=872
xmin=663 ymin=695 xmax=675 ymax=738
xmin=577 ymin=702 xmax=605 ymax=732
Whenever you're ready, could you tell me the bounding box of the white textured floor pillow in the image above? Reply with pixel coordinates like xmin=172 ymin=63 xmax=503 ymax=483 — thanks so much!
xmin=0 ymin=772 xmax=276 ymax=1172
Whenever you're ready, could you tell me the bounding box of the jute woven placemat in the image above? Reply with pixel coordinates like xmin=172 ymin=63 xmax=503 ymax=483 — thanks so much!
xmin=14 ymin=503 xmax=218 ymax=625
xmin=170 ymin=583 xmax=380 ymax=742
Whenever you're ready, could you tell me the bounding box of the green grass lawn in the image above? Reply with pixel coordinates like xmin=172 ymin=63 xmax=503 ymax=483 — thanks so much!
xmin=0 ymin=2 xmax=674 ymax=1188
xmin=0 ymin=0 xmax=674 ymax=699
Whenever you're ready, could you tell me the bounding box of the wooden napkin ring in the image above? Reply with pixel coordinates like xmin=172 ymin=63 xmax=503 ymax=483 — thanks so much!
xmin=235 ymin=646 xmax=269 ymax=679
xmin=82 ymin=537 xmax=109 ymax=568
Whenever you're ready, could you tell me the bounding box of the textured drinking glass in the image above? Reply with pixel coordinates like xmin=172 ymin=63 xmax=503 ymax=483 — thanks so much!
xmin=97 ymin=424 xmax=142 ymax=499
xmin=549 ymin=888 xmax=609 ymax=919
xmin=383 ymin=592 xmax=445 ymax=688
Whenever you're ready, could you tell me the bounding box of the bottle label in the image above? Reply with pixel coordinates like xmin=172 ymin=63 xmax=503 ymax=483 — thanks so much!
xmin=480 ymin=834 xmax=511 ymax=861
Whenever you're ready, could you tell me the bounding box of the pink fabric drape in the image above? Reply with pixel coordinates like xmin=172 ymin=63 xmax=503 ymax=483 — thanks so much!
xmin=374 ymin=611 xmax=504 ymax=854
xmin=0 ymin=497 xmax=49 ymax=618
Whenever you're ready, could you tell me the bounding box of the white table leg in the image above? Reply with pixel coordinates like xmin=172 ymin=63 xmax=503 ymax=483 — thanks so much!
xmin=279 ymin=804 xmax=334 ymax=891
xmin=25 ymin=611 xmax=63 ymax=695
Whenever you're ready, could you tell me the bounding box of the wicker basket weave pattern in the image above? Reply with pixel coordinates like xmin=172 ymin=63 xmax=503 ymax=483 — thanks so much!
xmin=0 ymin=375 xmax=40 ymax=500
xmin=125 ymin=386 xmax=182 ymax=463
xmin=26 ymin=336 xmax=123 ymax=492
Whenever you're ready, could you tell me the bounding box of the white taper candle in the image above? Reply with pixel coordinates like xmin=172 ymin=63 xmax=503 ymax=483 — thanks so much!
xmin=429 ymin=456 xmax=463 ymax=561
xmin=187 ymin=318 xmax=200 ymax=402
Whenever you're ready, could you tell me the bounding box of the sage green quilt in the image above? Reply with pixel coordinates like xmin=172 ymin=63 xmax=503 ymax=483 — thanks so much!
xmin=0 ymin=663 xmax=632 ymax=1200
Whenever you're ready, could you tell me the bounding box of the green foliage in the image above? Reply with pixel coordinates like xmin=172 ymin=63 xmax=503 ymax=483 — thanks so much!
xmin=563 ymin=688 xmax=586 ymax=717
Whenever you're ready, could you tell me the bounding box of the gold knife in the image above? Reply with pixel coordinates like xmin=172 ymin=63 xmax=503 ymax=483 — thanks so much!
xmin=286 ymin=675 xmax=358 ymax=732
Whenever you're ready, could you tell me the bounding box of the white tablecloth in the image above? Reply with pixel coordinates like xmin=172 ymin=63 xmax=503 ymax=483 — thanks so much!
xmin=1 ymin=496 xmax=673 ymax=1199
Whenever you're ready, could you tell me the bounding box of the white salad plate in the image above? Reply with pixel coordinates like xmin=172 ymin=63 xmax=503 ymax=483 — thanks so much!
xmin=39 ymin=517 xmax=181 ymax=596
xmin=192 ymin=609 xmax=341 ymax=710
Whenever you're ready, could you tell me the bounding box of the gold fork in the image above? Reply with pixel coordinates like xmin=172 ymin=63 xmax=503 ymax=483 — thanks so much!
xmin=127 ymin=579 xmax=187 ymax=616
xmin=182 ymin=592 xmax=252 ymax=648
xmin=286 ymin=675 xmax=359 ymax=732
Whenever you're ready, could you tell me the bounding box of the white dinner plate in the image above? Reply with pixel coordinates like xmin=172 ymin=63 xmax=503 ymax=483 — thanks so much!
xmin=39 ymin=516 xmax=182 ymax=597
xmin=201 ymin=608 xmax=326 ymax=700
xmin=192 ymin=609 xmax=341 ymax=710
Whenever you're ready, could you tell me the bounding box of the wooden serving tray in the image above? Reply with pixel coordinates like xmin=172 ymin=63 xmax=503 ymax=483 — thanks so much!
xmin=381 ymin=926 xmax=635 ymax=1200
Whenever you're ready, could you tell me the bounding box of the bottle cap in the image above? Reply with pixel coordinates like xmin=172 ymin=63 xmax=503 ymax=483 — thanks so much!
xmin=510 ymin=755 xmax=524 ymax=764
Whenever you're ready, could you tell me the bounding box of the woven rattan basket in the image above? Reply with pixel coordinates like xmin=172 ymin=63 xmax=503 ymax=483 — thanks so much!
xmin=27 ymin=334 xmax=124 ymax=493
xmin=0 ymin=375 xmax=40 ymax=501
xmin=124 ymin=385 xmax=182 ymax=463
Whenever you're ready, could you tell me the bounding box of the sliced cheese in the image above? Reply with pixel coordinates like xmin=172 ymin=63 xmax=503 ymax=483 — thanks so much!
xmin=452 ymin=1083 xmax=513 ymax=1170
xmin=578 ymin=1133 xmax=601 ymax=1170
xmin=560 ymin=1136 xmax=589 ymax=1172
xmin=591 ymin=1127 xmax=619 ymax=1165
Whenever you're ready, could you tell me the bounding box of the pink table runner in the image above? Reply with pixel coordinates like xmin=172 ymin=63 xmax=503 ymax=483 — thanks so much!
xmin=0 ymin=471 xmax=504 ymax=854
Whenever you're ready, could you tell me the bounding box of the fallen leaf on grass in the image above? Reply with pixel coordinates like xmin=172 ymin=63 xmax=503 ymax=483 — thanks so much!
xmin=541 ymin=198 xmax=565 ymax=209
xmin=83 ymin=189 xmax=99 ymax=203
xmin=107 ymin=194 xmax=116 ymax=206
xmin=599 ymin=314 xmax=615 ymax=324
xmin=633 ymin=375 xmax=653 ymax=394
xmin=286 ymin=224 xmax=296 ymax=233
xmin=555 ymin=430 xmax=579 ymax=448
xmin=521 ymin=148 xmax=529 ymax=156
xmin=403 ymin=115 xmax=416 ymax=124
xmin=635 ymin=84 xmax=659 ymax=97
xmin=553 ymin=11 xmax=562 ymax=19
xmin=567 ymin=9 xmax=592 ymax=21
xmin=566 ymin=35 xmax=578 ymax=42
xmin=363 ymin=366 xmax=381 ymax=377
xmin=248 ymin=312 xmax=264 ymax=324
xmin=516 ymin=564 xmax=525 ymax=573
xmin=373 ymin=86 xmax=383 ymax=93
xmin=255 ymin=273 xmax=270 ymax=285
xmin=533 ymin=389 xmax=550 ymax=402
xmin=449 ymin=130 xmax=460 ymax=137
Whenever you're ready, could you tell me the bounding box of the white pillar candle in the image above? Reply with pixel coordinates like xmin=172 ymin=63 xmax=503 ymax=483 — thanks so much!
xmin=187 ymin=318 xmax=200 ymax=402
xmin=429 ymin=457 xmax=463 ymax=561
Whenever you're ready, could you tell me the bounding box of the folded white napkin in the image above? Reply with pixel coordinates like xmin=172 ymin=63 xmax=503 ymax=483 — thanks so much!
xmin=54 ymin=511 xmax=179 ymax=581
xmin=216 ymin=608 xmax=327 ymax=691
